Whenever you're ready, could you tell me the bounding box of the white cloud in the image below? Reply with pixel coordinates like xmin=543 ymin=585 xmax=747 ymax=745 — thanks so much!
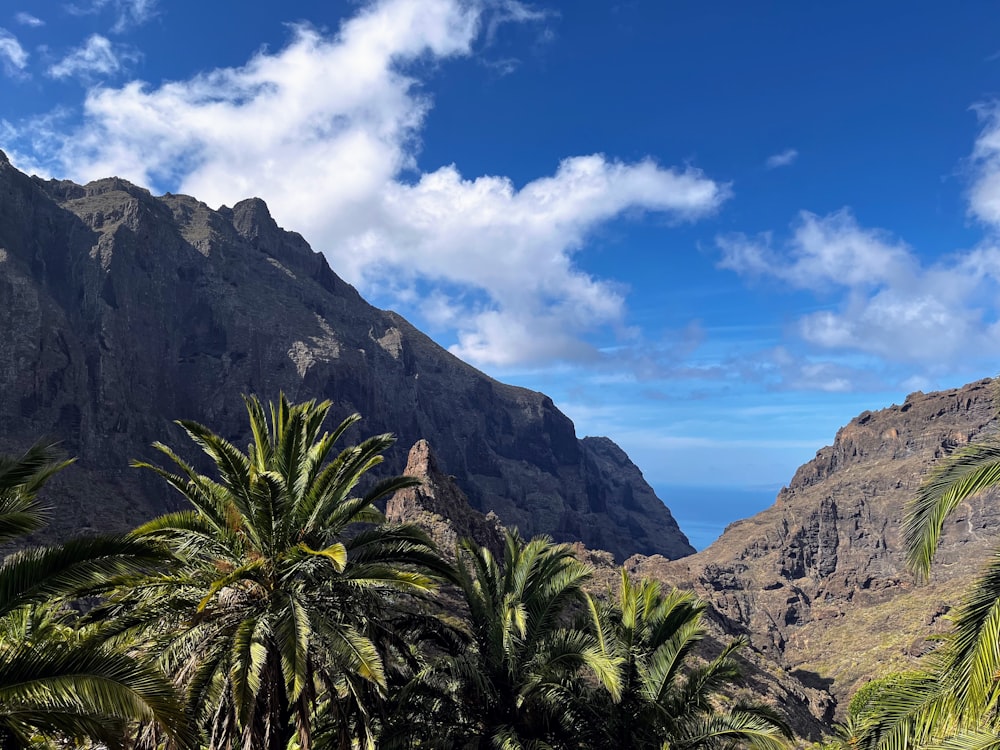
xmin=0 ymin=29 xmax=28 ymax=76
xmin=719 ymin=209 xmax=914 ymax=290
xmin=14 ymin=12 xmax=44 ymax=27
xmin=116 ymin=0 xmax=157 ymax=29
xmin=48 ymin=34 xmax=131 ymax=80
xmin=66 ymin=0 xmax=158 ymax=32
xmin=968 ymin=104 xmax=1000 ymax=229
xmin=765 ymin=148 xmax=798 ymax=169
xmin=758 ymin=347 xmax=884 ymax=392
xmin=14 ymin=0 xmax=727 ymax=369
xmin=373 ymin=157 xmax=726 ymax=365
xmin=483 ymin=0 xmax=551 ymax=44
xmin=718 ymin=210 xmax=1000 ymax=366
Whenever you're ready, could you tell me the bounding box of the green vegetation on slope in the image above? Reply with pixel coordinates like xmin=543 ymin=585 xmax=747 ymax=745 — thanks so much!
xmin=0 ymin=396 xmax=788 ymax=749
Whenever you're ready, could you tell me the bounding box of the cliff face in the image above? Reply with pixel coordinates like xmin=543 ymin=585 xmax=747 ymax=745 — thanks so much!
xmin=634 ymin=378 xmax=1000 ymax=709
xmin=0 ymin=152 xmax=693 ymax=561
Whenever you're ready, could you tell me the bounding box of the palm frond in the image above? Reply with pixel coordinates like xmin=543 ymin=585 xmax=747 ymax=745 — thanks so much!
xmin=0 ymin=535 xmax=170 ymax=618
xmin=904 ymin=440 xmax=1000 ymax=580
xmin=0 ymin=441 xmax=74 ymax=544
xmin=675 ymin=707 xmax=791 ymax=750
xmin=0 ymin=641 xmax=198 ymax=749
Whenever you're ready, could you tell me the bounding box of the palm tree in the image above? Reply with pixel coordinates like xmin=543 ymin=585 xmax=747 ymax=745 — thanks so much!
xmin=0 ymin=442 xmax=194 ymax=749
xmin=105 ymin=394 xmax=446 ymax=750
xmin=851 ymin=436 xmax=1000 ymax=749
xmin=835 ymin=670 xmax=958 ymax=750
xmin=903 ymin=439 xmax=1000 ymax=719
xmin=383 ymin=529 xmax=620 ymax=749
xmin=585 ymin=569 xmax=790 ymax=750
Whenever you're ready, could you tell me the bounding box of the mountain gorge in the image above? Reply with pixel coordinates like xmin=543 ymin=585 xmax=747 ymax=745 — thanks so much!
xmin=634 ymin=378 xmax=1000 ymax=709
xmin=7 ymin=149 xmax=1000 ymax=736
xmin=0 ymin=150 xmax=692 ymax=561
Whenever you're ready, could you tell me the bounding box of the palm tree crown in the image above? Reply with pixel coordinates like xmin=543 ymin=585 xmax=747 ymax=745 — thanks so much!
xmin=587 ymin=569 xmax=790 ymax=750
xmin=385 ymin=529 xmax=620 ymax=749
xmin=109 ymin=394 xmax=444 ymax=750
xmin=0 ymin=442 xmax=193 ymax=750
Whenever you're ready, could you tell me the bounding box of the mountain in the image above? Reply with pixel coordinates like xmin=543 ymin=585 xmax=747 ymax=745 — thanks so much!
xmin=630 ymin=378 xmax=1000 ymax=712
xmin=13 ymin=147 xmax=993 ymax=732
xmin=0 ymin=150 xmax=692 ymax=561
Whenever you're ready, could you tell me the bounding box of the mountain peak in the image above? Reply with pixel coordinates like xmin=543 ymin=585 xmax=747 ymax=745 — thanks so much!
xmin=0 ymin=157 xmax=692 ymax=562
xmin=386 ymin=439 xmax=505 ymax=558
xmin=229 ymin=196 xmax=278 ymax=244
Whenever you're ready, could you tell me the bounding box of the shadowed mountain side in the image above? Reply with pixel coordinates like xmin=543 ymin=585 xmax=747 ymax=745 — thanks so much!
xmin=0 ymin=151 xmax=692 ymax=561
xmin=628 ymin=378 xmax=1000 ymax=713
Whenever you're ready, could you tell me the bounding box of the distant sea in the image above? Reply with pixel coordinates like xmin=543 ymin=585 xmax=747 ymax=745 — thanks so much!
xmin=653 ymin=484 xmax=782 ymax=551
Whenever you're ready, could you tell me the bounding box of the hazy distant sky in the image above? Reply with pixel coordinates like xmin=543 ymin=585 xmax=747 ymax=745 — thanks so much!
xmin=4 ymin=1 xmax=1000 ymax=536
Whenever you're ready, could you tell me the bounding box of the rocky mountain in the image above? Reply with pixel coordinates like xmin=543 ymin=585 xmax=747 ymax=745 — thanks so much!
xmin=12 ymin=147 xmax=998 ymax=734
xmin=632 ymin=378 xmax=1000 ymax=713
xmin=0 ymin=151 xmax=692 ymax=561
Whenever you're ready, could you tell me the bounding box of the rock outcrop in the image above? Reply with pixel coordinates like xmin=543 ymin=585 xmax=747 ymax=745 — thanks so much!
xmin=0 ymin=152 xmax=693 ymax=561
xmin=386 ymin=439 xmax=506 ymax=558
xmin=636 ymin=378 xmax=1000 ymax=712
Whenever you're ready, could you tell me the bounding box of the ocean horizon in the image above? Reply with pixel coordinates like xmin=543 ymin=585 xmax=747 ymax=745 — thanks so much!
xmin=655 ymin=483 xmax=782 ymax=551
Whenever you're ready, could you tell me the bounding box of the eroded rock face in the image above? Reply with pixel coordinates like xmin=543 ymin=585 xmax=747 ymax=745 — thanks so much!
xmin=0 ymin=154 xmax=693 ymax=561
xmin=636 ymin=379 xmax=1000 ymax=712
xmin=386 ymin=439 xmax=506 ymax=558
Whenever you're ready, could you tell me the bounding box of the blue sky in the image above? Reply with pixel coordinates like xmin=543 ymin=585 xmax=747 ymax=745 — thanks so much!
xmin=3 ymin=1 xmax=1000 ymax=547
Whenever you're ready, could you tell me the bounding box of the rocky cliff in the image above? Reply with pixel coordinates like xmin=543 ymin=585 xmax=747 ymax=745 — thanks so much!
xmin=386 ymin=439 xmax=506 ymax=558
xmin=0 ymin=151 xmax=692 ymax=561
xmin=633 ymin=378 xmax=1000 ymax=711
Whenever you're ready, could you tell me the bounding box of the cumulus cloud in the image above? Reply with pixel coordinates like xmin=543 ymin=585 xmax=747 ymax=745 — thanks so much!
xmin=0 ymin=29 xmax=28 ymax=76
xmin=718 ymin=210 xmax=1000 ymax=365
xmin=14 ymin=12 xmax=44 ymax=27
xmin=48 ymin=34 xmax=133 ymax=80
xmin=373 ymin=157 xmax=726 ymax=365
xmin=13 ymin=0 xmax=727 ymax=369
xmin=765 ymin=148 xmax=798 ymax=169
xmin=718 ymin=209 xmax=914 ymax=290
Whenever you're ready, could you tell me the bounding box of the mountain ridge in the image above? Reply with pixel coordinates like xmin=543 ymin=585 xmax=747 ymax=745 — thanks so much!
xmin=628 ymin=377 xmax=1000 ymax=712
xmin=11 ymin=150 xmax=1000 ymax=731
xmin=0 ymin=151 xmax=693 ymax=561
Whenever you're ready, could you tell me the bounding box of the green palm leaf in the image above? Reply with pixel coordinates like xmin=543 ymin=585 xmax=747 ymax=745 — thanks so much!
xmin=0 ymin=441 xmax=73 ymax=544
xmin=122 ymin=393 xmax=441 ymax=749
xmin=904 ymin=440 xmax=1000 ymax=580
xmin=0 ymin=535 xmax=170 ymax=618
xmin=0 ymin=640 xmax=197 ymax=749
xmin=675 ymin=707 xmax=792 ymax=750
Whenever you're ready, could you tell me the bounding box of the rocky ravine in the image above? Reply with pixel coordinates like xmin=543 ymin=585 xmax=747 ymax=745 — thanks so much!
xmin=0 ymin=151 xmax=692 ymax=561
xmin=632 ymin=378 xmax=1000 ymax=712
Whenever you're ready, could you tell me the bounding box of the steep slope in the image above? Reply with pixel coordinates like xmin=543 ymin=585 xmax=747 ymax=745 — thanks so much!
xmin=0 ymin=151 xmax=692 ymax=561
xmin=633 ymin=378 xmax=1000 ymax=710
